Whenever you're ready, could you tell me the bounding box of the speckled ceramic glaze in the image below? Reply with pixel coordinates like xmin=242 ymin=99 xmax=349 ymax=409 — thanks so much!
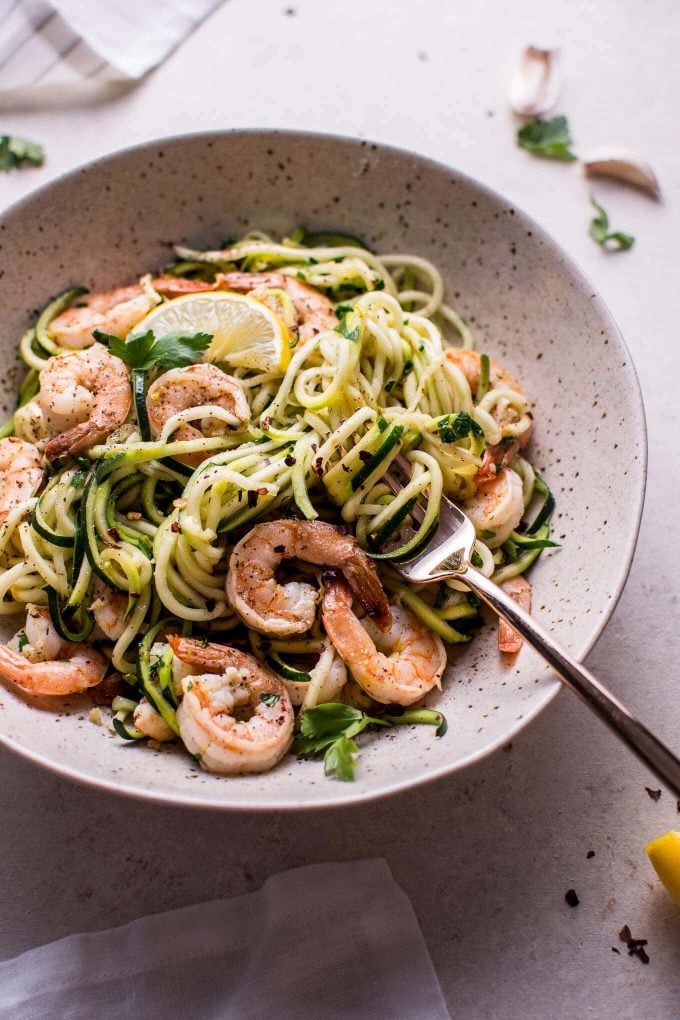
xmin=0 ymin=131 xmax=646 ymax=810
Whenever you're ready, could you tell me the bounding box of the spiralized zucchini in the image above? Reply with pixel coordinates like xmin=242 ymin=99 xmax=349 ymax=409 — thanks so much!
xmin=0 ymin=228 xmax=555 ymax=732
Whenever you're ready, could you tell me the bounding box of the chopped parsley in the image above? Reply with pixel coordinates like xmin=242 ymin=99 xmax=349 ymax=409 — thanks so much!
xmin=471 ymin=551 xmax=484 ymax=568
xmin=517 ymin=116 xmax=577 ymax=161
xmin=260 ymin=693 xmax=280 ymax=707
xmin=0 ymin=135 xmax=44 ymax=172
xmin=335 ymin=309 xmax=361 ymax=341
xmin=588 ymin=197 xmax=635 ymax=251
xmin=437 ymin=411 xmax=483 ymax=443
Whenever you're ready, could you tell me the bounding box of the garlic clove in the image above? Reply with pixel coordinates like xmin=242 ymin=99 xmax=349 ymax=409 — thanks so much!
xmin=582 ymin=148 xmax=661 ymax=200
xmin=508 ymin=46 xmax=561 ymax=117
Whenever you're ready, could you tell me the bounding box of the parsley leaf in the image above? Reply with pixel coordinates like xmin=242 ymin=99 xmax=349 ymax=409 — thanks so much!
xmin=0 ymin=135 xmax=44 ymax=172
xmin=94 ymin=329 xmax=213 ymax=370
xmin=260 ymin=692 xmax=280 ymax=707
xmin=17 ymin=632 xmax=28 ymax=652
xmin=299 ymin=703 xmax=366 ymax=739
xmin=294 ymin=703 xmax=447 ymax=781
xmin=324 ymin=734 xmax=359 ymax=780
xmin=588 ymin=197 xmax=635 ymax=252
xmin=517 ymin=116 xmax=577 ymax=161
xmin=437 ymin=411 xmax=483 ymax=444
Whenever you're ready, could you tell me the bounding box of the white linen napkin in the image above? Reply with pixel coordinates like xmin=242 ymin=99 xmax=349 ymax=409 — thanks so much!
xmin=0 ymin=0 xmax=222 ymax=91
xmin=0 ymin=858 xmax=451 ymax=1019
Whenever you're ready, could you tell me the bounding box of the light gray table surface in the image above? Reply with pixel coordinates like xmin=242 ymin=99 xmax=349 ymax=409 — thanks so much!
xmin=0 ymin=1 xmax=678 ymax=1017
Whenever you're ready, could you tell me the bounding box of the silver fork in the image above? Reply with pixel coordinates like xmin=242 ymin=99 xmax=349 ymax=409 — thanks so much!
xmin=383 ymin=456 xmax=680 ymax=796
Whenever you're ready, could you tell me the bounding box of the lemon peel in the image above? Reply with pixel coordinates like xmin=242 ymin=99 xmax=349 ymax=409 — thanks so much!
xmin=645 ymin=830 xmax=680 ymax=905
xmin=136 ymin=291 xmax=291 ymax=374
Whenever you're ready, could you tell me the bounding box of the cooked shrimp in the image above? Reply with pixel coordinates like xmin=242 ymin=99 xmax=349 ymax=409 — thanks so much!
xmin=40 ymin=343 xmax=132 ymax=461
xmin=227 ymin=519 xmax=390 ymax=636
xmin=221 ymin=271 xmax=338 ymax=340
xmin=446 ymin=347 xmax=532 ymax=458
xmin=146 ymin=363 xmax=250 ymax=467
xmin=445 ymin=347 xmax=524 ymax=395
xmin=0 ymin=605 xmax=107 ymax=696
xmin=321 ymin=573 xmax=446 ymax=706
xmin=168 ymin=635 xmax=294 ymax=774
xmin=49 ymin=285 xmax=157 ymax=350
xmin=476 ymin=439 xmax=521 ymax=485
xmin=133 ymin=697 xmax=175 ymax=742
xmin=498 ymin=575 xmax=532 ymax=654
xmin=0 ymin=438 xmax=43 ymax=525
xmin=150 ymin=275 xmax=218 ymax=298
xmin=463 ymin=467 xmax=524 ymax=549
xmin=90 ymin=584 xmax=127 ymax=641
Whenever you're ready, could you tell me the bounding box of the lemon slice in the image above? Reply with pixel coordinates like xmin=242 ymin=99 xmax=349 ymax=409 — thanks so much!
xmin=646 ymin=830 xmax=680 ymax=904
xmin=137 ymin=292 xmax=291 ymax=373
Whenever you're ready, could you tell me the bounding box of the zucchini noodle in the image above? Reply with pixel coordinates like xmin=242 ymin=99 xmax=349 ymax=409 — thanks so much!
xmin=0 ymin=227 xmax=556 ymax=769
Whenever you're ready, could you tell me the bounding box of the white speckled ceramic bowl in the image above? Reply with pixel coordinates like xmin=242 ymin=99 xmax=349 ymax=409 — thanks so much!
xmin=0 ymin=131 xmax=646 ymax=810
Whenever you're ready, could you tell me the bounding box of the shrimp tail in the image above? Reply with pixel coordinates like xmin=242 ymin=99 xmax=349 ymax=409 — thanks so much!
xmin=167 ymin=634 xmax=227 ymax=668
xmin=340 ymin=560 xmax=391 ymax=631
xmin=167 ymin=634 xmax=283 ymax=685
xmin=45 ymin=421 xmax=104 ymax=461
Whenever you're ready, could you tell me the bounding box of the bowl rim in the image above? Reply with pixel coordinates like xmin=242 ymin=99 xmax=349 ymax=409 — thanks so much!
xmin=0 ymin=127 xmax=648 ymax=811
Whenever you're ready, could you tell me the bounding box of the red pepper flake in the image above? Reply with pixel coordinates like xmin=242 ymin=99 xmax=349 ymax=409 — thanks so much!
xmin=171 ymin=521 xmax=180 ymax=533
xmin=107 ymin=527 xmax=120 ymax=542
xmin=564 ymin=889 xmax=580 ymax=907
xmin=645 ymin=787 xmax=662 ymax=802
xmin=358 ymin=451 xmax=373 ymax=464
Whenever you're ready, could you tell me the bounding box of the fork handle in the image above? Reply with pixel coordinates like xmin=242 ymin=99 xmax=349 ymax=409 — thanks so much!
xmin=458 ymin=564 xmax=680 ymax=797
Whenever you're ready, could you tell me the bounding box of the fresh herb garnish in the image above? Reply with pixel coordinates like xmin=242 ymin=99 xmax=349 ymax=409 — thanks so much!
xmin=294 ymin=703 xmax=446 ymax=781
xmin=471 ymin=551 xmax=484 ymax=568
xmin=260 ymin=692 xmax=280 ymax=707
xmin=517 ymin=115 xmax=577 ymax=161
xmin=588 ymin=197 xmax=635 ymax=251
xmin=17 ymin=632 xmax=28 ymax=652
xmin=437 ymin=411 xmax=483 ymax=443
xmin=335 ymin=310 xmax=361 ymax=341
xmin=0 ymin=135 xmax=45 ymax=172
xmin=94 ymin=329 xmax=213 ymax=370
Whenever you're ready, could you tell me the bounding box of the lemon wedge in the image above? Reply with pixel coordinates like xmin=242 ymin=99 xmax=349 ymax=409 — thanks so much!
xmin=646 ymin=830 xmax=680 ymax=904
xmin=137 ymin=291 xmax=291 ymax=373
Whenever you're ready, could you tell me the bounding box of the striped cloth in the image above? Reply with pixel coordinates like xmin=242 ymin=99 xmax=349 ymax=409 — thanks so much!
xmin=0 ymin=0 xmax=222 ymax=91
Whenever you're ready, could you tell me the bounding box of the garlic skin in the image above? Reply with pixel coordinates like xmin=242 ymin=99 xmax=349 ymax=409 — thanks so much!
xmin=582 ymin=148 xmax=661 ymax=200
xmin=508 ymin=46 xmax=561 ymax=117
